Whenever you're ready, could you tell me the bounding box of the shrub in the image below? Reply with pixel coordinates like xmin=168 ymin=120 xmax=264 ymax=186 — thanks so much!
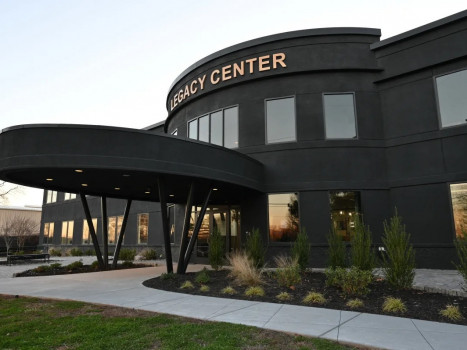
xmin=303 ymin=292 xmax=326 ymax=305
xmin=50 ymin=263 xmax=62 ymax=269
xmin=195 ymin=268 xmax=210 ymax=284
xmin=382 ymin=209 xmax=415 ymax=289
xmin=121 ymin=261 xmax=134 ymax=268
xmin=180 ymin=281 xmax=194 ymax=289
xmin=351 ymin=216 xmax=375 ymax=271
xmin=453 ymin=228 xmax=467 ymax=287
xmin=245 ymin=228 xmax=266 ymax=268
xmin=69 ymin=248 xmax=83 ymax=257
xmin=291 ymin=229 xmax=311 ymax=271
xmin=274 ymin=255 xmax=301 ymax=288
xmin=276 ymin=292 xmax=292 ymax=301
xmin=160 ymin=272 xmax=176 ymax=280
xmin=327 ymin=226 xmax=347 ymax=269
xmin=346 ymin=299 xmax=364 ymax=309
xmin=228 ymin=251 xmax=264 ymax=286
xmin=325 ymin=267 xmax=373 ymax=296
xmin=49 ymin=248 xmax=62 ymax=257
xmin=208 ymin=227 xmax=224 ymax=271
xmin=119 ymin=248 xmax=136 ymax=262
xmin=382 ymin=297 xmax=407 ymax=314
xmin=440 ymin=305 xmax=464 ymax=321
xmin=199 ymin=285 xmax=210 ymax=292
xmin=66 ymin=261 xmax=84 ymax=271
xmin=221 ymin=286 xmax=237 ymax=295
xmin=140 ymin=248 xmax=158 ymax=260
xmin=91 ymin=260 xmax=100 ymax=270
xmin=34 ymin=265 xmax=52 ymax=273
xmin=244 ymin=286 xmax=265 ymax=297
xmin=84 ymin=248 xmax=95 ymax=256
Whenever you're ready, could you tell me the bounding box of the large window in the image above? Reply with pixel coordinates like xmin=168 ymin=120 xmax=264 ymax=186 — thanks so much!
xmin=450 ymin=183 xmax=467 ymax=238
xmin=266 ymin=97 xmax=296 ymax=144
xmin=436 ymin=69 xmax=467 ymax=128
xmin=329 ymin=191 xmax=361 ymax=241
xmin=138 ymin=213 xmax=149 ymax=244
xmin=268 ymin=193 xmax=299 ymax=242
xmin=168 ymin=205 xmax=175 ymax=244
xmin=61 ymin=220 xmax=74 ymax=245
xmin=187 ymin=106 xmax=239 ymax=148
xmin=108 ymin=216 xmax=123 ymax=244
xmin=43 ymin=222 xmax=54 ymax=245
xmin=323 ymin=93 xmax=357 ymax=139
xmin=82 ymin=218 xmax=97 ymax=245
xmin=64 ymin=192 xmax=76 ymax=200
xmin=46 ymin=190 xmax=57 ymax=203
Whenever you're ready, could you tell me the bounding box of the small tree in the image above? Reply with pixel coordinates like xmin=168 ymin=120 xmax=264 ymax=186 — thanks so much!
xmin=327 ymin=225 xmax=347 ymax=269
xmin=12 ymin=216 xmax=38 ymax=252
xmin=0 ymin=218 xmax=15 ymax=255
xmin=291 ymin=228 xmax=310 ymax=271
xmin=245 ymin=228 xmax=266 ymax=268
xmin=382 ymin=209 xmax=415 ymax=289
xmin=208 ymin=227 xmax=224 ymax=271
xmin=453 ymin=227 xmax=467 ymax=288
xmin=351 ymin=216 xmax=375 ymax=271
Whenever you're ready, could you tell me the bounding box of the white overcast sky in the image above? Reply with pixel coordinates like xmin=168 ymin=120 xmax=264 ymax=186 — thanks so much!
xmin=1 ymin=0 xmax=466 ymax=206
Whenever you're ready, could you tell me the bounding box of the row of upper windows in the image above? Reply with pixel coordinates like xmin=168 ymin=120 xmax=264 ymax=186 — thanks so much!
xmin=46 ymin=191 xmax=76 ymax=204
xmin=181 ymin=68 xmax=466 ymax=147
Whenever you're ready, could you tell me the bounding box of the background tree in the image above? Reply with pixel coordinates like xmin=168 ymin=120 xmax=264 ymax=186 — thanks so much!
xmin=0 ymin=181 xmax=19 ymax=204
xmin=0 ymin=216 xmax=15 ymax=255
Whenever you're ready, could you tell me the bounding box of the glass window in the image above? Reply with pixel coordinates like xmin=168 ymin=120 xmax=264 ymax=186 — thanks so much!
xmin=210 ymin=110 xmax=223 ymax=146
xmin=138 ymin=213 xmax=149 ymax=244
xmin=64 ymin=193 xmax=76 ymax=200
xmin=230 ymin=208 xmax=241 ymax=251
xmin=43 ymin=222 xmax=54 ymax=245
xmin=436 ymin=69 xmax=467 ymax=128
xmin=266 ymin=97 xmax=296 ymax=144
xmin=188 ymin=119 xmax=198 ymax=139
xmin=323 ymin=93 xmax=357 ymax=139
xmin=107 ymin=216 xmax=123 ymax=245
xmin=268 ymin=193 xmax=299 ymax=242
xmin=198 ymin=115 xmax=209 ymax=142
xmin=82 ymin=218 xmax=97 ymax=245
xmin=168 ymin=205 xmax=175 ymax=244
xmin=224 ymin=106 xmax=239 ymax=149
xmin=329 ymin=191 xmax=361 ymax=241
xmin=450 ymin=183 xmax=467 ymax=238
xmin=46 ymin=190 xmax=57 ymax=203
xmin=61 ymin=220 xmax=74 ymax=245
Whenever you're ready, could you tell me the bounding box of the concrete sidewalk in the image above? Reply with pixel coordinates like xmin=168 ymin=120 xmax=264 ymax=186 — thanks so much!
xmin=0 ymin=264 xmax=466 ymax=350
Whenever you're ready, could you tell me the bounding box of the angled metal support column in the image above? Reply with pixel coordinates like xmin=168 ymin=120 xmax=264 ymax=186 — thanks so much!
xmin=111 ymin=199 xmax=132 ymax=269
xmin=183 ymin=187 xmax=212 ymax=273
xmin=176 ymin=182 xmax=195 ymax=274
xmin=80 ymin=193 xmax=104 ymax=269
xmin=101 ymin=196 xmax=109 ymax=269
xmin=157 ymin=177 xmax=173 ymax=274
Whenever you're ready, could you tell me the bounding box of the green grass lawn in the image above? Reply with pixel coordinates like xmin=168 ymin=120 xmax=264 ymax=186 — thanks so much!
xmin=0 ymin=294 xmax=359 ymax=350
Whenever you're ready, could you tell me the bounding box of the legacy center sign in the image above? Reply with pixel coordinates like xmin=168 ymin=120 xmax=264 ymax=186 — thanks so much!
xmin=170 ymin=52 xmax=287 ymax=111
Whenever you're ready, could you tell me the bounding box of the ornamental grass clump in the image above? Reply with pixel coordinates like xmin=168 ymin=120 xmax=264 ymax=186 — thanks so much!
xmin=119 ymin=248 xmax=136 ymax=262
xmin=199 ymin=285 xmax=210 ymax=293
xmin=453 ymin=228 xmax=467 ymax=288
xmin=346 ymin=299 xmax=364 ymax=309
xmin=274 ymin=255 xmax=301 ymax=288
xmin=382 ymin=209 xmax=415 ymax=289
xmin=327 ymin=226 xmax=347 ymax=269
xmin=208 ymin=227 xmax=224 ymax=271
xmin=195 ymin=268 xmax=210 ymax=284
xmin=228 ymin=251 xmax=264 ymax=286
xmin=180 ymin=281 xmax=194 ymax=289
xmin=221 ymin=286 xmax=237 ymax=295
xmin=382 ymin=297 xmax=407 ymax=314
xmin=140 ymin=248 xmax=158 ymax=260
xmin=291 ymin=229 xmax=311 ymax=271
xmin=70 ymin=248 xmax=83 ymax=257
xmin=66 ymin=261 xmax=84 ymax=271
xmin=325 ymin=266 xmax=373 ymax=296
xmin=303 ymin=292 xmax=326 ymax=305
xmin=245 ymin=228 xmax=266 ymax=268
xmin=351 ymin=216 xmax=375 ymax=271
xmin=49 ymin=248 xmax=62 ymax=257
xmin=244 ymin=286 xmax=265 ymax=297
xmin=276 ymin=292 xmax=292 ymax=301
xmin=440 ymin=304 xmax=464 ymax=321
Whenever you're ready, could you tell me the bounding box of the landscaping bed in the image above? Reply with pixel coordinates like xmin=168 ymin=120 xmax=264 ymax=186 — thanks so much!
xmin=143 ymin=269 xmax=467 ymax=326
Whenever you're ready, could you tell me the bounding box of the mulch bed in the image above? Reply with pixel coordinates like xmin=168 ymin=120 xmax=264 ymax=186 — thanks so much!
xmin=143 ymin=269 xmax=467 ymax=326
xmin=14 ymin=263 xmax=152 ymax=277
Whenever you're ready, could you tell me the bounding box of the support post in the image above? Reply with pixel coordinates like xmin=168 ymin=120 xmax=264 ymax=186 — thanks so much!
xmin=157 ymin=177 xmax=174 ymax=274
xmin=80 ymin=193 xmax=104 ymax=269
xmin=176 ymin=182 xmax=195 ymax=274
xmin=101 ymin=196 xmax=109 ymax=269
xmin=112 ymin=199 xmax=132 ymax=269
xmin=183 ymin=187 xmax=212 ymax=273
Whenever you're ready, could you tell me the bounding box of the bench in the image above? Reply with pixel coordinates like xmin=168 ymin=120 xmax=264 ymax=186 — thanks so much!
xmin=7 ymin=253 xmax=50 ymax=266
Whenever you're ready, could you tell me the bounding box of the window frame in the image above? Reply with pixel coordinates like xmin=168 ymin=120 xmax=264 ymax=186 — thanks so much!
xmin=265 ymin=96 xmax=297 ymax=145
xmin=267 ymin=192 xmax=301 ymax=245
xmin=61 ymin=220 xmax=74 ymax=245
xmin=43 ymin=222 xmax=54 ymax=245
xmin=434 ymin=68 xmax=467 ymax=129
xmin=322 ymin=92 xmax=358 ymax=140
xmin=328 ymin=190 xmax=362 ymax=242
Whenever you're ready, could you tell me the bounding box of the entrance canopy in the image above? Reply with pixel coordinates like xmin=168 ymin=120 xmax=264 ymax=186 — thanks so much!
xmin=0 ymin=124 xmax=265 ymax=204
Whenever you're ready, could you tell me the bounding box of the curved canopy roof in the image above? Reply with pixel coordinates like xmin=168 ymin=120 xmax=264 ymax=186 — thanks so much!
xmin=0 ymin=124 xmax=264 ymax=204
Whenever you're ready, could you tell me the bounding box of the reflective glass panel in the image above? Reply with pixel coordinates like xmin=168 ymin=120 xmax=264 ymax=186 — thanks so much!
xmin=230 ymin=208 xmax=241 ymax=251
xmin=210 ymin=111 xmax=223 ymax=146
xmin=199 ymin=115 xmax=209 ymax=142
xmin=82 ymin=218 xmax=97 ymax=245
xmin=43 ymin=222 xmax=54 ymax=245
xmin=268 ymin=193 xmax=299 ymax=242
xmin=61 ymin=221 xmax=73 ymax=245
xmin=108 ymin=217 xmax=116 ymax=244
xmin=436 ymin=69 xmax=467 ymax=127
xmin=138 ymin=213 xmax=149 ymax=244
xmin=224 ymin=106 xmax=239 ymax=148
xmin=169 ymin=205 xmax=175 ymax=244
xmin=266 ymin=97 xmax=296 ymax=144
xmin=188 ymin=119 xmax=198 ymax=139
xmin=450 ymin=183 xmax=467 ymax=238
xmin=329 ymin=191 xmax=360 ymax=241
xmin=324 ymin=94 xmax=357 ymax=139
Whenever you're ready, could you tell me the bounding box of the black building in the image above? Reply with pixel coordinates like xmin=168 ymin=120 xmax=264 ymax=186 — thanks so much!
xmin=1 ymin=11 xmax=466 ymax=269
